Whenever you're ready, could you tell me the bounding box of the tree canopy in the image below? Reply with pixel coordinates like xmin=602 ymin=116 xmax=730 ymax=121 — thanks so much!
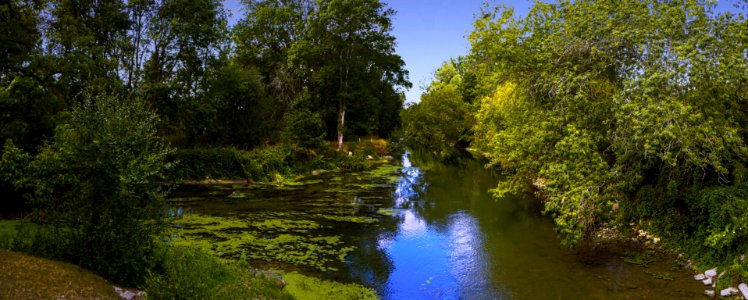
xmin=402 ymin=0 xmax=748 ymax=258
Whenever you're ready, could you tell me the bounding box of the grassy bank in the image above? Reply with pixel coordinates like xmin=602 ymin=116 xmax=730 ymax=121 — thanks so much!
xmin=169 ymin=139 xmax=395 ymax=183
xmin=0 ymin=140 xmax=392 ymax=299
xmin=0 ymin=218 xmax=378 ymax=299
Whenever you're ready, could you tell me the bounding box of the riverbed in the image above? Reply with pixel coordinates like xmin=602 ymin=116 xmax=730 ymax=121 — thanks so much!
xmin=168 ymin=152 xmax=704 ymax=299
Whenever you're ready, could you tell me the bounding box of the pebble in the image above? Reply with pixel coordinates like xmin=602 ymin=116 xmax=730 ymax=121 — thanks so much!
xmin=739 ymin=283 xmax=748 ymax=299
xmin=705 ymin=290 xmax=715 ymax=297
xmin=720 ymin=287 xmax=738 ymax=297
xmin=705 ymin=268 xmax=718 ymax=278
xmin=702 ymin=277 xmax=713 ymax=285
xmin=694 ymin=274 xmax=706 ymax=281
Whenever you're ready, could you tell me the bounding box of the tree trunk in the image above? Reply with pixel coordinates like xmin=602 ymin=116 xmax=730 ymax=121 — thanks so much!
xmin=337 ymin=100 xmax=345 ymax=151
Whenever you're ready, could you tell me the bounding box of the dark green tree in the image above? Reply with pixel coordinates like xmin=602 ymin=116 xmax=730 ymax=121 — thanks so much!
xmin=19 ymin=94 xmax=172 ymax=285
xmin=307 ymin=0 xmax=409 ymax=149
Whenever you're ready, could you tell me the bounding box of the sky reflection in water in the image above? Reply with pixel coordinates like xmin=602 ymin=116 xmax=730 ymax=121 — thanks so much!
xmin=377 ymin=152 xmax=501 ymax=299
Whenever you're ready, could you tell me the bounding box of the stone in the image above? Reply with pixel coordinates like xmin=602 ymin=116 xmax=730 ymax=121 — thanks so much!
xmin=705 ymin=268 xmax=718 ymax=278
xmin=739 ymin=283 xmax=748 ymax=299
xmin=720 ymin=287 xmax=738 ymax=297
xmin=694 ymin=274 xmax=706 ymax=281
xmin=702 ymin=277 xmax=712 ymax=285
xmin=705 ymin=290 xmax=715 ymax=297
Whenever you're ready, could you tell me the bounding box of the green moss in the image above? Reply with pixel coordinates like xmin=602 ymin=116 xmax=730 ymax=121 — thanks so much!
xmin=315 ymin=214 xmax=379 ymax=224
xmin=169 ymin=197 xmax=210 ymax=203
xmin=175 ymin=214 xmax=248 ymax=231
xmin=376 ymin=208 xmax=397 ymax=216
xmin=251 ymin=219 xmax=321 ymax=232
xmin=227 ymin=192 xmax=252 ymax=199
xmin=283 ymin=271 xmax=378 ymax=300
xmin=170 ymin=214 xmax=354 ymax=272
xmin=646 ymin=271 xmax=674 ymax=281
xmin=622 ymin=251 xmax=657 ymax=267
xmin=365 ymin=164 xmax=402 ymax=183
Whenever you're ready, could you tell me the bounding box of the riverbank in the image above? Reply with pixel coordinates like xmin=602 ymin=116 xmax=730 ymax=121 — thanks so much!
xmin=0 ymin=141 xmax=394 ymax=299
xmin=168 ymin=139 xmax=395 ymax=184
xmin=0 ymin=218 xmax=377 ymax=299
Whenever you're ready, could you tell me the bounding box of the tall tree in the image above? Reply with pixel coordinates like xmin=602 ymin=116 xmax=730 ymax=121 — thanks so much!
xmin=142 ymin=0 xmax=227 ymax=142
xmin=303 ymin=0 xmax=409 ymax=149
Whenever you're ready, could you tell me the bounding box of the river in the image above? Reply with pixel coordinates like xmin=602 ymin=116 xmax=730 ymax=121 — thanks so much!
xmin=168 ymin=151 xmax=704 ymax=299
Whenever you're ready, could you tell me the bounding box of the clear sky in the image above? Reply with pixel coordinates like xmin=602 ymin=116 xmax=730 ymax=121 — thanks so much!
xmin=222 ymin=0 xmax=740 ymax=104
xmin=222 ymin=0 xmax=532 ymax=104
xmin=387 ymin=0 xmax=531 ymax=104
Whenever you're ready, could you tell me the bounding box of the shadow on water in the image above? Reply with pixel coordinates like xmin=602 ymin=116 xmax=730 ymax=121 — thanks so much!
xmin=169 ymin=151 xmax=704 ymax=299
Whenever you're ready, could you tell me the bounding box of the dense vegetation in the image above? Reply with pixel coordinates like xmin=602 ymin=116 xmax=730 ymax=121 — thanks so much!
xmin=402 ymin=0 xmax=748 ymax=280
xmin=0 ymin=0 xmax=408 ymax=293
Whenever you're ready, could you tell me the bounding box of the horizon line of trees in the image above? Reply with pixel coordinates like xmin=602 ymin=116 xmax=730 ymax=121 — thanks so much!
xmin=1 ymin=0 xmax=410 ymax=153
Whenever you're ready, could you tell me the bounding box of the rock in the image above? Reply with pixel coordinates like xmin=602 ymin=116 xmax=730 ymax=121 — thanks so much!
xmin=703 ymin=277 xmax=713 ymax=285
xmin=705 ymin=267 xmax=718 ymax=278
xmin=705 ymin=290 xmax=715 ymax=297
xmin=739 ymin=283 xmax=748 ymax=299
xmin=720 ymin=287 xmax=738 ymax=297
xmin=113 ymin=286 xmax=145 ymax=300
xmin=694 ymin=274 xmax=706 ymax=281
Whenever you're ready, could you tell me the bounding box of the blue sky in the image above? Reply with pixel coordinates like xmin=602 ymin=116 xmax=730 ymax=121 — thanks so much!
xmin=222 ymin=0 xmax=532 ymax=104
xmin=223 ymin=0 xmax=741 ymax=104
xmin=387 ymin=1 xmax=531 ymax=104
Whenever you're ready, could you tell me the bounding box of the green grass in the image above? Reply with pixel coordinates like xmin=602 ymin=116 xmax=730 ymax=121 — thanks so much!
xmin=283 ymin=271 xmax=378 ymax=300
xmin=144 ymin=246 xmax=293 ymax=300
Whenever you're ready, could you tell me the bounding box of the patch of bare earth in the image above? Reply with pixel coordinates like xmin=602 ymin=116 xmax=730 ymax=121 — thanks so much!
xmin=0 ymin=250 xmax=121 ymax=300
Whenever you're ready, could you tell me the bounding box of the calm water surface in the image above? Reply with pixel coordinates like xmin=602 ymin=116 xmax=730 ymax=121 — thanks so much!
xmin=170 ymin=152 xmax=704 ymax=299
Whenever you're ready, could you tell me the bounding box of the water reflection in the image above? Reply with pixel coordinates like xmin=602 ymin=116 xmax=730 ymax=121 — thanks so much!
xmin=375 ymin=152 xmax=503 ymax=299
xmin=355 ymin=151 xmax=703 ymax=299
xmin=170 ymin=150 xmax=704 ymax=299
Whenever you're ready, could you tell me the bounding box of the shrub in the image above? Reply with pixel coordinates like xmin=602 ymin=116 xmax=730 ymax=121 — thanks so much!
xmin=145 ymin=246 xmax=292 ymax=300
xmin=17 ymin=94 xmax=172 ymax=286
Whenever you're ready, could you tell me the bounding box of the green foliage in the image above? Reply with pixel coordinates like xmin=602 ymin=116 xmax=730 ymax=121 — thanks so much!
xmin=282 ymin=109 xmax=327 ymax=149
xmin=401 ymin=61 xmax=472 ymax=158
xmin=169 ymin=147 xmax=261 ymax=180
xmin=446 ymin=0 xmax=748 ymax=249
xmin=144 ymin=246 xmax=292 ymax=300
xmin=283 ymin=271 xmax=378 ymax=300
xmin=18 ymin=94 xmax=172 ymax=286
xmin=688 ymin=186 xmax=748 ymax=260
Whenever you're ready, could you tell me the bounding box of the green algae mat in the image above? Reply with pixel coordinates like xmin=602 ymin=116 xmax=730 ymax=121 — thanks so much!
xmin=167 ymin=162 xmax=402 ymax=297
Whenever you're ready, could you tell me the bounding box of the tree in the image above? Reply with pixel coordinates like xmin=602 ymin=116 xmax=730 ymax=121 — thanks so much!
xmin=303 ymin=0 xmax=409 ymax=149
xmin=142 ymin=0 xmax=228 ymax=143
xmin=462 ymin=0 xmax=748 ymax=246
xmin=401 ymin=61 xmax=472 ymax=156
xmin=19 ymin=94 xmax=172 ymax=285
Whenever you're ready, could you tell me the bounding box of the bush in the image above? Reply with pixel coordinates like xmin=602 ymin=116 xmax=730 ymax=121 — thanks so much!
xmin=14 ymin=94 xmax=172 ymax=286
xmin=145 ymin=246 xmax=292 ymax=300
xmin=169 ymin=147 xmax=258 ymax=180
xmin=170 ymin=145 xmax=294 ymax=181
xmin=281 ymin=109 xmax=326 ymax=149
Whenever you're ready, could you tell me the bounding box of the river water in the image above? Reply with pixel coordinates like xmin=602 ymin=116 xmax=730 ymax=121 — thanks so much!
xmin=169 ymin=152 xmax=705 ymax=299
